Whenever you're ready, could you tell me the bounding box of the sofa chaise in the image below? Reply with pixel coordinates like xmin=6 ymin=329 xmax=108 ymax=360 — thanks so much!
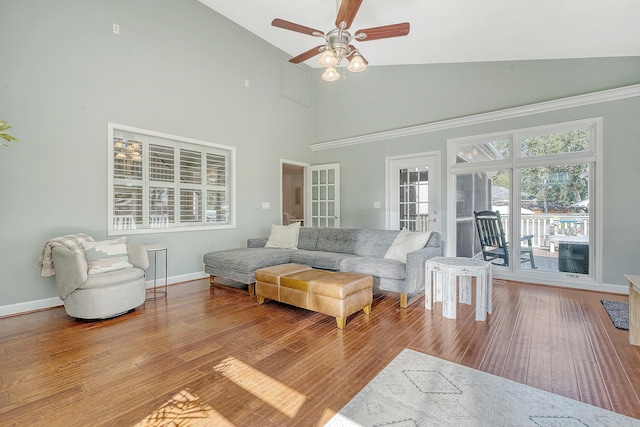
xmin=202 ymin=227 xmax=442 ymax=308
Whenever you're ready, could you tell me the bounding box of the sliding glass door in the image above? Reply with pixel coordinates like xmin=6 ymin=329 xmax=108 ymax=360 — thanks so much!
xmin=448 ymin=118 xmax=600 ymax=286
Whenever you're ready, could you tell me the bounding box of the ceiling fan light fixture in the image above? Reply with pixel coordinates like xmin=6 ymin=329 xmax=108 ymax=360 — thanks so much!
xmin=271 ymin=0 xmax=411 ymax=82
xmin=347 ymin=52 xmax=367 ymax=72
xmin=321 ymin=66 xmax=340 ymax=82
xmin=318 ymin=49 xmax=338 ymax=67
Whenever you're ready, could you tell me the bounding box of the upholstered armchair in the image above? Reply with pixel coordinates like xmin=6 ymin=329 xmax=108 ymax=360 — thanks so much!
xmin=51 ymin=241 xmax=149 ymax=320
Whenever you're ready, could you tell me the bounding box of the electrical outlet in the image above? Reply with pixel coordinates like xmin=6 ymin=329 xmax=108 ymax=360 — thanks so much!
xmin=262 ymin=202 xmax=270 ymax=209
xmin=113 ymin=23 xmax=120 ymax=34
xmin=373 ymin=201 xmax=381 ymax=209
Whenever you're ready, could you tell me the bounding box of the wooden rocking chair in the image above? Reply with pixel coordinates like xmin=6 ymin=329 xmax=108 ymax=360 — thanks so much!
xmin=473 ymin=210 xmax=536 ymax=268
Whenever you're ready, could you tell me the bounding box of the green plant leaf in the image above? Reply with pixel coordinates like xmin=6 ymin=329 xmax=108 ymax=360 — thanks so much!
xmin=0 ymin=120 xmax=20 ymax=147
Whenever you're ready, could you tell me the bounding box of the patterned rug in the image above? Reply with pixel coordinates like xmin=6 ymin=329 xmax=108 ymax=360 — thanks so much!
xmin=601 ymin=300 xmax=630 ymax=330
xmin=326 ymin=348 xmax=640 ymax=426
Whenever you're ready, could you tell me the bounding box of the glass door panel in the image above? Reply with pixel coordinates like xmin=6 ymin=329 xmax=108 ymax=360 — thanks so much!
xmin=455 ymin=170 xmax=510 ymax=264
xmin=520 ymin=164 xmax=590 ymax=274
xmin=388 ymin=154 xmax=441 ymax=233
xmin=307 ymin=163 xmax=340 ymax=228
xmin=396 ymin=167 xmax=430 ymax=231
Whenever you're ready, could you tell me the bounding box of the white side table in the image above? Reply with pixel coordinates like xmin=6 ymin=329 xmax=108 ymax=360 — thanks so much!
xmin=146 ymin=245 xmax=168 ymax=300
xmin=626 ymin=274 xmax=640 ymax=346
xmin=425 ymin=257 xmax=492 ymax=321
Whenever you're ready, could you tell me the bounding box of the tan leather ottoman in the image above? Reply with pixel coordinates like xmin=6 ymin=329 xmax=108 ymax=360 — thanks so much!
xmin=307 ymin=272 xmax=373 ymax=329
xmin=255 ymin=263 xmax=312 ymax=302
xmin=255 ymin=264 xmax=373 ymax=329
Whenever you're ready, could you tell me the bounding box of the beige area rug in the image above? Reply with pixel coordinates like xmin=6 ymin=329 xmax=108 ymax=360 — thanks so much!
xmin=326 ymin=348 xmax=640 ymax=426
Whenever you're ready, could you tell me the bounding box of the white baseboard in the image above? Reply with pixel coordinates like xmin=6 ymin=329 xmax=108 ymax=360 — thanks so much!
xmin=0 ymin=271 xmax=209 ymax=318
xmin=145 ymin=271 xmax=208 ymax=288
xmin=0 ymin=296 xmax=63 ymax=318
xmin=599 ymin=282 xmax=629 ymax=295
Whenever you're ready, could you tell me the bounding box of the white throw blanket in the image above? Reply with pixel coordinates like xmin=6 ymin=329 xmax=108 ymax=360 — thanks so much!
xmin=37 ymin=233 xmax=94 ymax=277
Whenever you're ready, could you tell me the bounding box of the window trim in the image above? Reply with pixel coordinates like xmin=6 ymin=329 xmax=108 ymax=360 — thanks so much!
xmin=107 ymin=122 xmax=236 ymax=235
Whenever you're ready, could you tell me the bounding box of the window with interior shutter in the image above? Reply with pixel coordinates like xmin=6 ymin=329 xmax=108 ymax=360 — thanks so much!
xmin=108 ymin=123 xmax=235 ymax=235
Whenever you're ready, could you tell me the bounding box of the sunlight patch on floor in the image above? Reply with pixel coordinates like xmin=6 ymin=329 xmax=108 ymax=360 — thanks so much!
xmin=213 ymin=356 xmax=306 ymax=418
xmin=320 ymin=407 xmax=339 ymax=425
xmin=135 ymin=389 xmax=234 ymax=427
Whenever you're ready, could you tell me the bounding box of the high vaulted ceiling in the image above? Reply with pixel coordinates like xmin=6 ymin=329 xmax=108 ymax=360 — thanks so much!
xmin=199 ymin=0 xmax=640 ymax=68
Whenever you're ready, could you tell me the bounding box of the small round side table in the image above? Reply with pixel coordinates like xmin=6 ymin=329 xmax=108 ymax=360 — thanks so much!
xmin=146 ymin=245 xmax=168 ymax=300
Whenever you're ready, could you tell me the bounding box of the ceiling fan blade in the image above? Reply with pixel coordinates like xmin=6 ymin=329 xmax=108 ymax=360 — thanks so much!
xmin=347 ymin=45 xmax=368 ymax=65
xmin=335 ymin=0 xmax=363 ymax=29
xmin=354 ymin=23 xmax=410 ymax=41
xmin=272 ymin=18 xmax=324 ymax=37
xmin=289 ymin=45 xmax=325 ymax=64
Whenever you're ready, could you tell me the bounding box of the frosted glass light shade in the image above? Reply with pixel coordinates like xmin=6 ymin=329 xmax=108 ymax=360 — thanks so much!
xmin=318 ymin=50 xmax=338 ymax=67
xmin=347 ymin=54 xmax=367 ymax=72
xmin=321 ymin=67 xmax=340 ymax=82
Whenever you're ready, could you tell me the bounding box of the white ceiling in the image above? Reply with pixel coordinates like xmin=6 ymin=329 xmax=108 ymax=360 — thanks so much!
xmin=198 ymin=0 xmax=640 ymax=68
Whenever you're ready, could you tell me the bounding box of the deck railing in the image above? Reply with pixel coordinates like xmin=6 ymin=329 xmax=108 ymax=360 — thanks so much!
xmin=501 ymin=214 xmax=589 ymax=248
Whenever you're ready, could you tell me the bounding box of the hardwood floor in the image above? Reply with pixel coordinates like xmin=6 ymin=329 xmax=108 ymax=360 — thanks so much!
xmin=1 ymin=278 xmax=639 ymax=426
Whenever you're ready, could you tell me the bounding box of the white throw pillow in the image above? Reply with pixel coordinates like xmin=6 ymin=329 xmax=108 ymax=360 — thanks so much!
xmin=384 ymin=228 xmax=432 ymax=263
xmin=82 ymin=237 xmax=133 ymax=274
xmin=264 ymin=222 xmax=301 ymax=249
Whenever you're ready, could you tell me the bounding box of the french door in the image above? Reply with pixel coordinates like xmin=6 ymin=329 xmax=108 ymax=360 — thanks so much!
xmin=306 ymin=163 xmax=340 ymax=228
xmin=387 ymin=153 xmax=441 ymax=233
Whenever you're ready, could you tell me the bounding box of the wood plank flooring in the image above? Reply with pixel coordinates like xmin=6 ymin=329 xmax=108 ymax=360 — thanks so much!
xmin=1 ymin=278 xmax=639 ymax=426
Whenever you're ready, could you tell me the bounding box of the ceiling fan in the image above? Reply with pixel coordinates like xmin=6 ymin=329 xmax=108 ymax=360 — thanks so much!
xmin=271 ymin=0 xmax=410 ymax=81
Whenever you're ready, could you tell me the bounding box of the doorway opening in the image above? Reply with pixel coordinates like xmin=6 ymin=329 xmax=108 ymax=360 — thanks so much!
xmin=281 ymin=162 xmax=305 ymax=226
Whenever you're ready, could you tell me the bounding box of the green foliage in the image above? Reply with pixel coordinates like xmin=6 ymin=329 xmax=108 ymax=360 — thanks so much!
xmin=486 ymin=131 xmax=590 ymax=212
xmin=0 ymin=120 xmax=19 ymax=147
xmin=519 ymin=130 xmax=589 ymax=212
xmin=520 ymin=130 xmax=589 ymax=157
xmin=492 ymin=173 xmax=510 ymax=189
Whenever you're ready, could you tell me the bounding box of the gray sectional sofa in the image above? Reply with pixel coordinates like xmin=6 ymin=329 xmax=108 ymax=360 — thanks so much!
xmin=203 ymin=227 xmax=442 ymax=308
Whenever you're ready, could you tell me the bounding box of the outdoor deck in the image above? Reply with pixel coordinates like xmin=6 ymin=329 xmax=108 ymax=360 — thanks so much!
xmin=488 ymin=245 xmax=591 ymax=275
xmin=530 ymin=247 xmax=559 ymax=271
xmin=501 ymin=214 xmax=589 ymax=274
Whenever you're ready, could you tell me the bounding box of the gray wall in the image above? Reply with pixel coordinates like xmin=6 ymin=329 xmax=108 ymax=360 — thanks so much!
xmin=310 ymin=59 xmax=640 ymax=143
xmin=310 ymin=59 xmax=640 ymax=287
xmin=0 ymin=0 xmax=312 ymax=308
